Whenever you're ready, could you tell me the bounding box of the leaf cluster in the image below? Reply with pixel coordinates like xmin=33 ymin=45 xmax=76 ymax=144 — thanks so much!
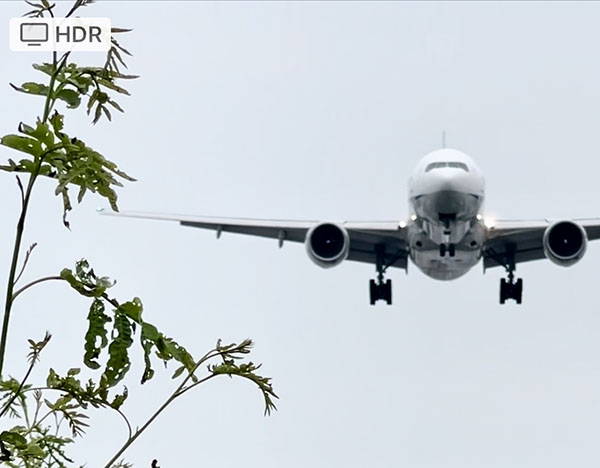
xmin=0 ymin=338 xmax=81 ymax=468
xmin=0 ymin=1 xmax=278 ymax=467
xmin=0 ymin=115 xmax=135 ymax=227
xmin=208 ymin=339 xmax=278 ymax=415
xmin=61 ymin=260 xmax=197 ymax=390
xmin=0 ymin=26 xmax=137 ymax=226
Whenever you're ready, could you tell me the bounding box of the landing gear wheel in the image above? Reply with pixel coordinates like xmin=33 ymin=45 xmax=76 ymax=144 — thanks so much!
xmin=369 ymin=279 xmax=393 ymax=305
xmin=499 ymin=277 xmax=523 ymax=304
xmin=515 ymin=278 xmax=523 ymax=304
xmin=439 ymin=243 xmax=446 ymax=257
xmin=384 ymin=279 xmax=392 ymax=305
xmin=369 ymin=280 xmax=377 ymax=305
xmin=448 ymin=243 xmax=456 ymax=257
xmin=500 ymin=278 xmax=508 ymax=304
xmin=497 ymin=246 xmax=524 ymax=305
xmin=370 ymin=245 xmax=393 ymax=305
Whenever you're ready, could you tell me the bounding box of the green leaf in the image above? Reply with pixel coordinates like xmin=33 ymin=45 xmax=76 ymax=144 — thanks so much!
xmin=67 ymin=74 xmax=93 ymax=94
xmin=110 ymin=387 xmax=128 ymax=410
xmin=10 ymin=81 xmax=50 ymax=97
xmin=119 ymin=298 xmax=142 ymax=323
xmin=46 ymin=368 xmax=60 ymax=388
xmin=97 ymin=78 xmax=130 ymax=95
xmin=107 ymin=99 xmax=124 ymax=113
xmin=171 ymin=365 xmax=185 ymax=380
xmin=19 ymin=120 xmax=54 ymax=148
xmin=49 ymin=111 xmax=64 ymax=133
xmin=56 ymin=88 xmax=81 ymax=109
xmin=140 ymin=323 xmax=158 ymax=384
xmin=83 ymin=300 xmax=111 ymax=370
xmin=102 ymin=310 xmax=133 ymax=388
xmin=21 ymin=441 xmax=45 ymax=458
xmin=0 ymin=431 xmax=27 ymax=449
xmin=0 ymin=135 xmax=42 ymax=157
xmin=32 ymin=62 xmax=54 ymax=77
xmin=60 ymin=260 xmax=115 ymax=298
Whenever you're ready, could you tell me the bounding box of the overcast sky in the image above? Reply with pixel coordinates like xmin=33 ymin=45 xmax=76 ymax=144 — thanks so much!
xmin=2 ymin=1 xmax=600 ymax=467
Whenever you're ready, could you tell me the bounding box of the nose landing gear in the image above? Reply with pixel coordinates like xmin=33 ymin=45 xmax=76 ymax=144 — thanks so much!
xmin=439 ymin=243 xmax=456 ymax=257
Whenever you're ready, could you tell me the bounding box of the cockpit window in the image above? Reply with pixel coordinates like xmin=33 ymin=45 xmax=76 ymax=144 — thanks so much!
xmin=448 ymin=162 xmax=469 ymax=171
xmin=425 ymin=162 xmax=469 ymax=172
xmin=425 ymin=162 xmax=446 ymax=171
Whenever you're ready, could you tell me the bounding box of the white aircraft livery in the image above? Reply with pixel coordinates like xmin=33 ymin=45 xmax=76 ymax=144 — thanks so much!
xmin=103 ymin=148 xmax=600 ymax=305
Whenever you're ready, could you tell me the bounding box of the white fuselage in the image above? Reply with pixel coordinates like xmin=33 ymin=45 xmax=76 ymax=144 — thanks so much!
xmin=407 ymin=149 xmax=486 ymax=280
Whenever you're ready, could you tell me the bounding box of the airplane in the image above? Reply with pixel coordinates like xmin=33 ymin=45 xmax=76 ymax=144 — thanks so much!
xmin=100 ymin=148 xmax=600 ymax=305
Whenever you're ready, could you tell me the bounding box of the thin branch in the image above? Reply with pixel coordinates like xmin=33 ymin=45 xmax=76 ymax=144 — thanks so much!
xmin=102 ymin=374 xmax=217 ymax=468
xmin=0 ymin=37 xmax=64 ymax=376
xmin=12 ymin=275 xmax=62 ymax=301
xmin=21 ymin=386 xmax=133 ymax=439
xmin=42 ymin=61 xmax=57 ymax=122
xmin=13 ymin=242 xmax=38 ymax=286
xmin=115 ymin=406 xmax=133 ymax=440
xmin=65 ymin=0 xmax=89 ymax=19
xmin=0 ymin=352 xmax=38 ymax=418
xmin=0 ymin=172 xmax=36 ymax=377
xmin=32 ymin=391 xmax=43 ymax=427
xmin=15 ymin=175 xmax=24 ymax=206
xmin=103 ymin=344 xmax=258 ymax=467
xmin=45 ymin=1 xmax=55 ymax=19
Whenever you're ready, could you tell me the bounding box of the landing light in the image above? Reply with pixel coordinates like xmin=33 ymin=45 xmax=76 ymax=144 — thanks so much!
xmin=483 ymin=216 xmax=496 ymax=229
xmin=410 ymin=214 xmax=417 ymax=222
xmin=399 ymin=221 xmax=407 ymax=228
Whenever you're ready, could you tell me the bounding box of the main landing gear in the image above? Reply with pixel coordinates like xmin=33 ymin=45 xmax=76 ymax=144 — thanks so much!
xmin=498 ymin=246 xmax=523 ymax=304
xmin=500 ymin=276 xmax=522 ymax=304
xmin=370 ymin=245 xmax=392 ymax=305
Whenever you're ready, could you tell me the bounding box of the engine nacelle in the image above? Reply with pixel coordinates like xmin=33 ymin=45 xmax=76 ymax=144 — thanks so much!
xmin=305 ymin=222 xmax=350 ymax=268
xmin=543 ymin=220 xmax=587 ymax=267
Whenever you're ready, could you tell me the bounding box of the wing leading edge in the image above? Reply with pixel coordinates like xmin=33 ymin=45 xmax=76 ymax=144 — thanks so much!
xmin=99 ymin=210 xmax=410 ymax=270
xmin=483 ymin=218 xmax=600 ymax=269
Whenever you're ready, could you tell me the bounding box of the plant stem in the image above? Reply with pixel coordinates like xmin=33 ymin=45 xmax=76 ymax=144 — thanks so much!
xmin=21 ymin=386 xmax=134 ymax=439
xmin=102 ymin=374 xmax=216 ymax=468
xmin=103 ymin=349 xmax=223 ymax=467
xmin=12 ymin=276 xmax=63 ymax=301
xmin=42 ymin=51 xmax=58 ymax=123
xmin=0 ymin=325 xmax=41 ymax=418
xmin=0 ymin=48 xmax=60 ymax=377
xmin=0 ymin=174 xmax=36 ymax=378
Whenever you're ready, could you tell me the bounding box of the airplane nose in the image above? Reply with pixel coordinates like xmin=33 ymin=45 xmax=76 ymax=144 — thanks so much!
xmin=437 ymin=169 xmax=478 ymax=194
xmin=434 ymin=190 xmax=465 ymax=214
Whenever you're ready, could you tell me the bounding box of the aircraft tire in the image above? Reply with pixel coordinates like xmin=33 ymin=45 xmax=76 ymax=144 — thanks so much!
xmin=515 ymin=278 xmax=523 ymax=304
xmin=500 ymin=279 xmax=507 ymax=304
xmin=385 ymin=279 xmax=392 ymax=305
xmin=369 ymin=280 xmax=377 ymax=305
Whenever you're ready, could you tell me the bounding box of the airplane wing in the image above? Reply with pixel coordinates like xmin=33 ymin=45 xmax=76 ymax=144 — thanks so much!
xmin=99 ymin=210 xmax=410 ymax=270
xmin=483 ymin=218 xmax=600 ymax=269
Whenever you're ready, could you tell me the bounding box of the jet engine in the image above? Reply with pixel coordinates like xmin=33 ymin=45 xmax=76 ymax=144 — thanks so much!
xmin=543 ymin=220 xmax=587 ymax=267
xmin=305 ymin=222 xmax=350 ymax=268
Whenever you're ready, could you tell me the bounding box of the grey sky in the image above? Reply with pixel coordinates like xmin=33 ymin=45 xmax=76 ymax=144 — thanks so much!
xmin=2 ymin=1 xmax=600 ymax=466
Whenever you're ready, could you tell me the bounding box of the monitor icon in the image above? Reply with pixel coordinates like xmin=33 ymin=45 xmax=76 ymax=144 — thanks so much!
xmin=20 ymin=23 xmax=48 ymax=46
